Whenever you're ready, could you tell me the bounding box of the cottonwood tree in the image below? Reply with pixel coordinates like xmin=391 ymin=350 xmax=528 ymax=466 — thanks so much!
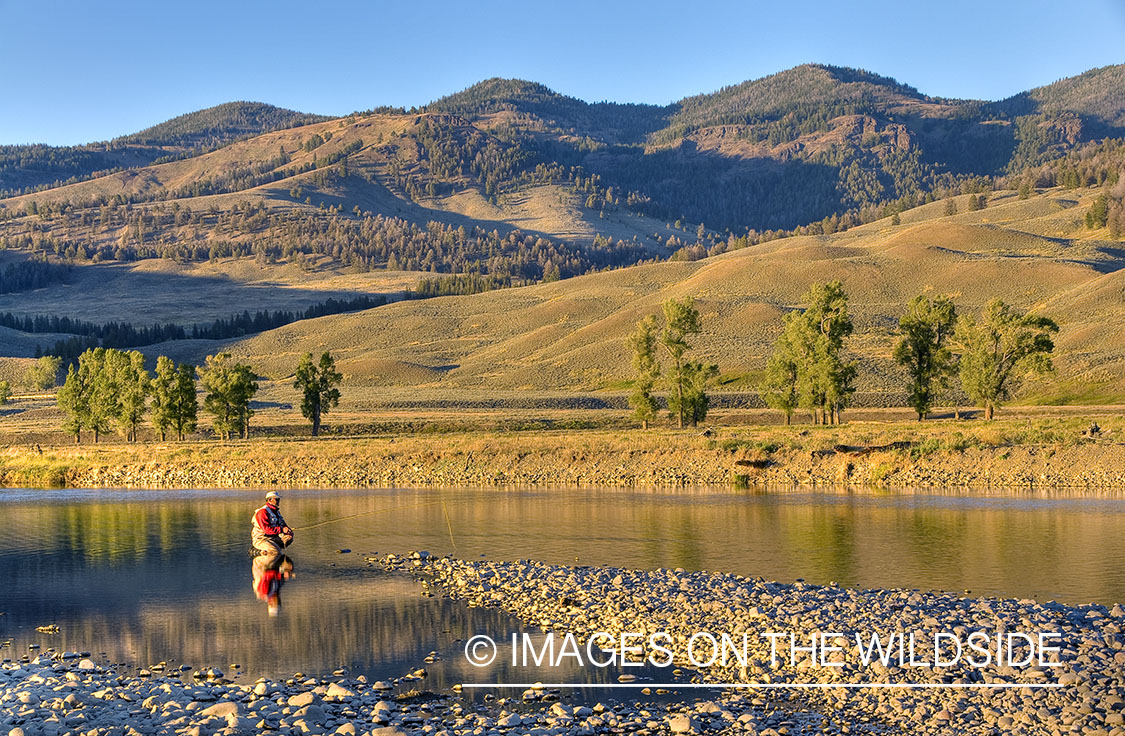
xmin=626 ymin=315 xmax=660 ymax=428
xmin=894 ymin=294 xmax=957 ymax=420
xmin=955 ymin=299 xmax=1057 ymax=419
xmin=200 ymin=353 xmax=258 ymax=440
xmin=762 ymin=282 xmax=855 ymax=425
xmin=761 ymin=324 xmax=800 ymax=425
xmin=151 ymin=357 xmax=178 ymax=441
xmin=25 ymin=355 xmax=62 ymax=391
xmin=110 ymin=350 xmax=150 ymax=442
xmin=83 ymin=349 xmax=117 ymax=443
xmin=660 ymin=297 xmax=704 ymax=429
xmin=172 ymin=363 xmax=199 ymax=440
xmin=56 ymin=348 xmax=115 ymax=443
xmin=674 ymin=361 xmax=718 ymax=427
xmin=294 ymin=351 xmax=342 ymax=436
xmin=153 ymin=356 xmax=198 ymax=441
xmin=57 ymin=364 xmax=88 ymax=443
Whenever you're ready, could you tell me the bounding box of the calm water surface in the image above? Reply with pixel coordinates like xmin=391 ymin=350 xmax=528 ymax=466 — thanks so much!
xmin=1 ymin=486 xmax=1122 ymax=690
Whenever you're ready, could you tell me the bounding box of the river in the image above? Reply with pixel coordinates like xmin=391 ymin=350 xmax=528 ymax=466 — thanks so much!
xmin=1 ymin=486 xmax=1121 ymax=691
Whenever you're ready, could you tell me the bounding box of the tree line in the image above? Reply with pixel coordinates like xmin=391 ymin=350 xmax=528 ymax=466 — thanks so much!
xmin=4 ymin=197 xmax=651 ymax=283
xmin=626 ymin=284 xmax=1058 ymax=428
xmin=55 ymin=349 xmax=343 ymax=443
xmin=0 ymin=257 xmax=70 ymax=294
xmin=760 ymin=285 xmax=1056 ymax=424
xmin=0 ymin=295 xmax=383 ymax=362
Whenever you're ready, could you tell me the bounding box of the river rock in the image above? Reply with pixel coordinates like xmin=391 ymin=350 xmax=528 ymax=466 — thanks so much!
xmin=199 ymin=701 xmax=239 ymax=718
xmin=287 ymin=691 xmax=320 ymax=708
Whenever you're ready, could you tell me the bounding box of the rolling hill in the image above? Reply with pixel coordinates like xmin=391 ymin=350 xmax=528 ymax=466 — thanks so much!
xmin=0 ymin=63 xmax=1123 ymax=407
xmin=0 ymin=101 xmax=330 ymax=195
xmin=204 ymin=187 xmax=1125 ymax=405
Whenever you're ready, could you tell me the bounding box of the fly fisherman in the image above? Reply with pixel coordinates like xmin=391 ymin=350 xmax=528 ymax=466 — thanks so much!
xmin=252 ymin=491 xmax=294 ymax=554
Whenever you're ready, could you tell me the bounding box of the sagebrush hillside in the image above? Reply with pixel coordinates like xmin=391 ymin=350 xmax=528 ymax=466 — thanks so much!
xmin=0 ymin=102 xmax=330 ymax=195
xmin=0 ymin=63 xmax=1123 ymax=407
xmin=208 ymin=187 xmax=1125 ymax=404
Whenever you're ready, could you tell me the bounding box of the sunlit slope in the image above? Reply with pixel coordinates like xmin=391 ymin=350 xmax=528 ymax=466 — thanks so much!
xmin=219 ymin=188 xmax=1123 ymax=401
xmin=0 ymin=113 xmax=691 ymax=252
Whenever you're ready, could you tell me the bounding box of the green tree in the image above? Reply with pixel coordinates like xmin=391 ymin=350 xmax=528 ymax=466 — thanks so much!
xmin=765 ymin=282 xmax=855 ymax=425
xmin=1086 ymin=193 xmax=1109 ymax=229
xmin=766 ymin=323 xmax=802 ymax=425
xmin=798 ymin=281 xmax=855 ymax=424
xmin=955 ymin=299 xmax=1058 ymax=420
xmin=25 ymin=355 xmax=62 ymax=391
xmin=200 ymin=353 xmax=258 ymax=440
xmin=109 ymin=350 xmax=150 ymax=442
xmin=57 ymin=364 xmax=88 ymax=443
xmin=626 ymin=315 xmax=660 ymax=428
xmin=294 ymin=351 xmax=342 ymax=436
xmin=660 ymin=297 xmax=703 ymax=428
xmin=172 ymin=363 xmax=199 ymax=440
xmin=894 ymin=295 xmax=957 ymax=420
xmin=0 ymin=380 xmax=10 ymax=406
xmin=674 ymin=361 xmax=719 ymax=426
xmin=152 ymin=356 xmax=182 ymax=441
xmin=944 ymin=198 xmax=957 ymax=216
xmin=80 ymin=348 xmax=117 ymax=443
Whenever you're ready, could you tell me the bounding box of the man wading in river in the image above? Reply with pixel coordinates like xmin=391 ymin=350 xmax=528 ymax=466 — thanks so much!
xmin=252 ymin=491 xmax=294 ymax=555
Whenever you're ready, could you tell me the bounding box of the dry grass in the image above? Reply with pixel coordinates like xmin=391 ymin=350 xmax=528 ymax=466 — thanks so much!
xmin=2 ymin=412 xmax=1121 ymax=490
xmin=0 ymin=258 xmax=425 ymax=348
xmin=198 ymin=187 xmax=1125 ymax=403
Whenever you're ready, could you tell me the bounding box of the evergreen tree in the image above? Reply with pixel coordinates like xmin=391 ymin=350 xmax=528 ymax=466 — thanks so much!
xmin=1086 ymin=193 xmax=1109 ymax=229
xmin=294 ymin=351 xmax=342 ymax=436
xmin=660 ymin=297 xmax=703 ymax=429
xmin=955 ymin=299 xmax=1058 ymax=419
xmin=626 ymin=315 xmax=660 ymax=429
xmin=894 ymin=294 xmax=957 ymax=420
xmin=0 ymin=380 xmax=10 ymax=406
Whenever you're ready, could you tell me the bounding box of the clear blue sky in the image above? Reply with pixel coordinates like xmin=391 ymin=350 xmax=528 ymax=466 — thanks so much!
xmin=3 ymin=0 xmax=1124 ymax=145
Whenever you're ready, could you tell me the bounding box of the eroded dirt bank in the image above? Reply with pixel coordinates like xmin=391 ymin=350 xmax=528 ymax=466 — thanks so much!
xmin=2 ymin=421 xmax=1124 ymax=491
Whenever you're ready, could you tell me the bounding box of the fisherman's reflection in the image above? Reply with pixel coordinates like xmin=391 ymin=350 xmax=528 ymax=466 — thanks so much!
xmin=252 ymin=554 xmax=295 ymax=617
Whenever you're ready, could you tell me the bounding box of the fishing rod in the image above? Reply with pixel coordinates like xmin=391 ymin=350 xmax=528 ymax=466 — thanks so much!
xmin=294 ymin=498 xmax=458 ymax=551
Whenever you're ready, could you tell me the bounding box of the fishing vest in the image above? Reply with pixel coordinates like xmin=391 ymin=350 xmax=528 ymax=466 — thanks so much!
xmin=252 ymin=504 xmax=285 ymax=538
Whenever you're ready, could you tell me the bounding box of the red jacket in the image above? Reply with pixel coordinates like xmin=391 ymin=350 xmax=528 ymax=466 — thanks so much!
xmin=253 ymin=503 xmax=287 ymax=536
xmin=256 ymin=568 xmax=283 ymax=599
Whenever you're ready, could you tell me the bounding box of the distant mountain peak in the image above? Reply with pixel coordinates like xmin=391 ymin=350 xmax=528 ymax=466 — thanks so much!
xmin=118 ymin=101 xmax=331 ymax=147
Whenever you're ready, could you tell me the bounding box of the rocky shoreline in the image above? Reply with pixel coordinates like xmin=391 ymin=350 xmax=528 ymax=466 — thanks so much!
xmin=3 ymin=555 xmax=1122 ymax=735
xmin=4 ymin=432 xmax=1125 ymax=491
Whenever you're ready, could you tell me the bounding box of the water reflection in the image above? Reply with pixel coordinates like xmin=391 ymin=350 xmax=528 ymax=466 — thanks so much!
xmin=252 ymin=554 xmax=295 ymax=616
xmin=0 ymin=486 xmax=1122 ymax=687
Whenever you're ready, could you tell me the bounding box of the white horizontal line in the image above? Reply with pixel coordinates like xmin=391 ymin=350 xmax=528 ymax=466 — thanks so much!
xmin=460 ymin=682 xmax=1064 ymax=689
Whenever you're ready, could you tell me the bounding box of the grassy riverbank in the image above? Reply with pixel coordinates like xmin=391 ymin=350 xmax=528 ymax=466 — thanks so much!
xmin=1 ymin=413 xmax=1123 ymax=490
